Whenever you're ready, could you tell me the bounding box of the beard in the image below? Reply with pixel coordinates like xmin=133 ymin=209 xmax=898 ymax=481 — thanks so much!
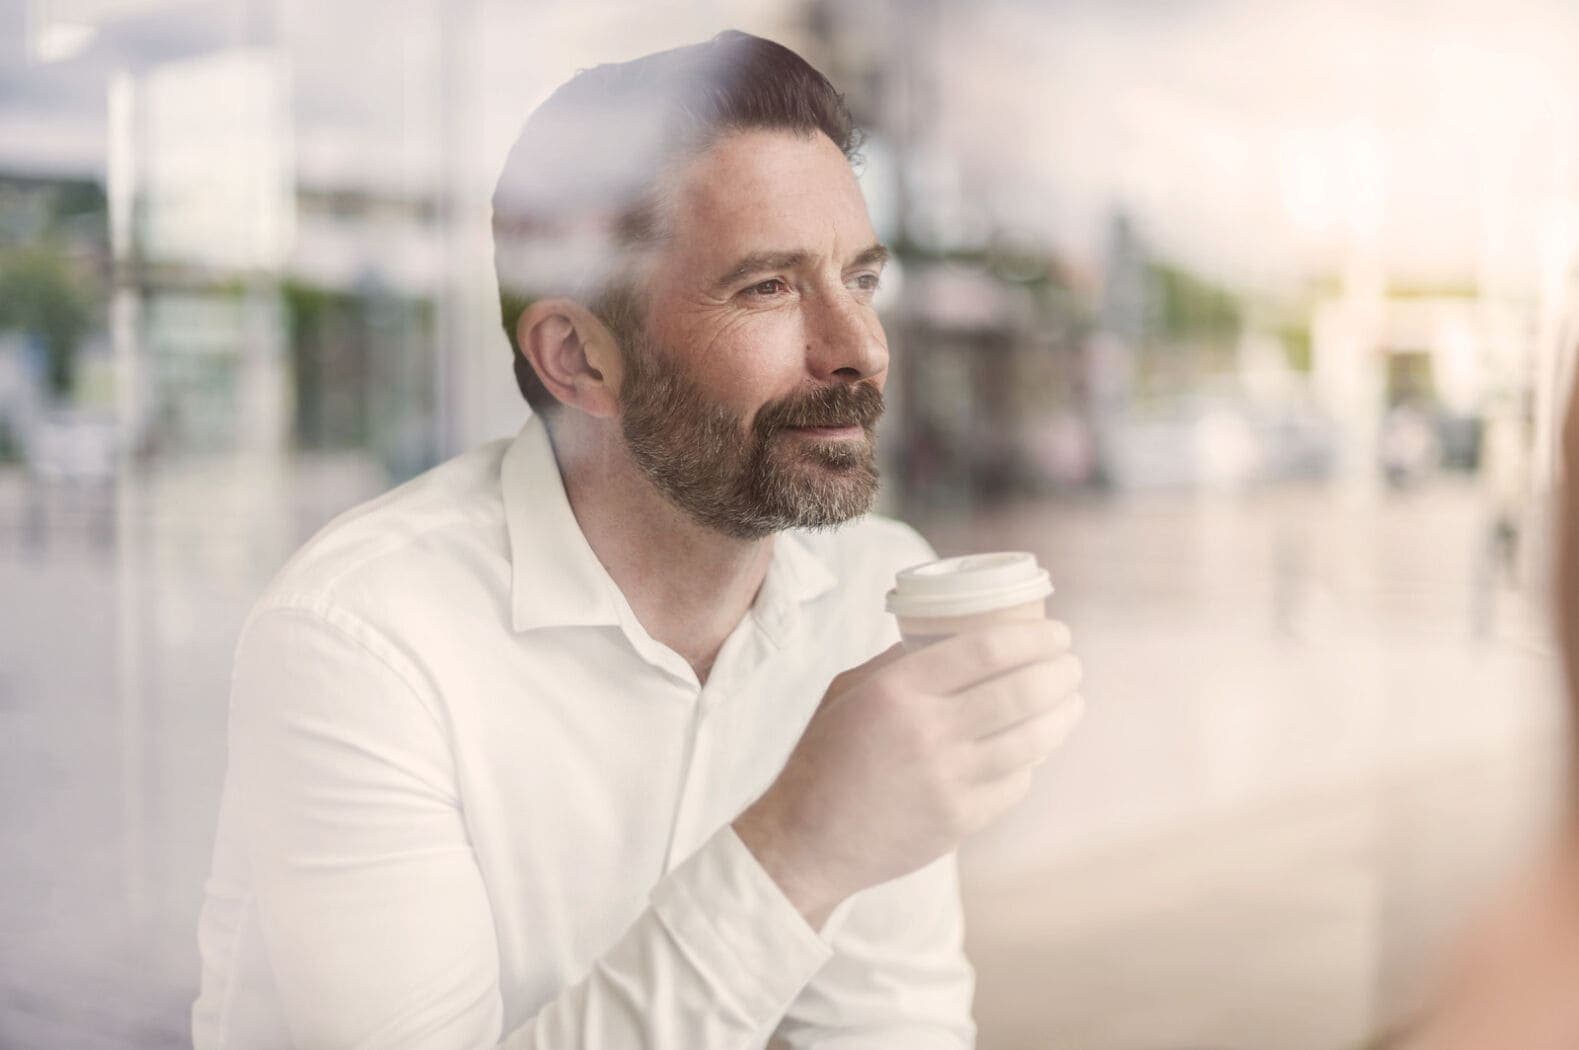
xmin=617 ymin=334 xmax=884 ymax=540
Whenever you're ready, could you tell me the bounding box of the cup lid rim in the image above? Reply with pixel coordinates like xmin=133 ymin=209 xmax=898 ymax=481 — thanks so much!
xmin=885 ymin=552 xmax=1053 ymax=617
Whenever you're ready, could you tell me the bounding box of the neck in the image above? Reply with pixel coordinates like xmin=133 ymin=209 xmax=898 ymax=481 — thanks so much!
xmin=548 ymin=417 xmax=773 ymax=682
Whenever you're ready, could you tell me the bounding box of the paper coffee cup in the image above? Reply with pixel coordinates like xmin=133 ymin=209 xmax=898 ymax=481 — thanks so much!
xmin=886 ymin=552 xmax=1053 ymax=648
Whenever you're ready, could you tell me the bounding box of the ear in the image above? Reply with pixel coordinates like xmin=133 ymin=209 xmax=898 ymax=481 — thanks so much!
xmin=516 ymin=298 xmax=625 ymax=419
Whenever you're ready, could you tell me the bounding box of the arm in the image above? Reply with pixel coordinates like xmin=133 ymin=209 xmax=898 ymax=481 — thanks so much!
xmin=771 ymin=854 xmax=976 ymax=1049
xmin=228 ymin=604 xmax=833 ymax=1049
xmin=724 ymin=619 xmax=1084 ymax=1050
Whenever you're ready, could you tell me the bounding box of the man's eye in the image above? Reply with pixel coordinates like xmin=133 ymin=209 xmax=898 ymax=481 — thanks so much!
xmin=746 ymin=278 xmax=789 ymax=297
xmin=851 ymin=273 xmax=882 ymax=293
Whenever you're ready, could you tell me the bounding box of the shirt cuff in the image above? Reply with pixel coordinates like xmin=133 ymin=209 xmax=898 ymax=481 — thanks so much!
xmin=650 ymin=823 xmax=837 ymax=1026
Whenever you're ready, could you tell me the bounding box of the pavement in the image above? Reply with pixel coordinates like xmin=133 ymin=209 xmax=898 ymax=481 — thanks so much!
xmin=0 ymin=461 xmax=1566 ymax=1048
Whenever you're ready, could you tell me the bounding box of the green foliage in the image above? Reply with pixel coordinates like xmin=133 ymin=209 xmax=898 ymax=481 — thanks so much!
xmin=0 ymin=246 xmax=97 ymax=398
xmin=1278 ymin=322 xmax=1313 ymax=372
xmin=0 ymin=174 xmax=108 ymax=401
xmin=1386 ymin=281 xmax=1479 ymax=300
xmin=48 ymin=179 xmax=107 ymax=220
xmin=0 ymin=414 xmax=20 ymax=463
xmin=1147 ymin=261 xmax=1242 ymax=342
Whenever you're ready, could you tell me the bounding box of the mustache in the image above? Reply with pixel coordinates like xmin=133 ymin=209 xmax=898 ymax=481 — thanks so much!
xmin=753 ymin=382 xmax=885 ymax=436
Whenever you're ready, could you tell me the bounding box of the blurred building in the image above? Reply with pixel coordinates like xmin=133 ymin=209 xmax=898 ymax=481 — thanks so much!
xmin=1312 ymin=292 xmax=1537 ymax=491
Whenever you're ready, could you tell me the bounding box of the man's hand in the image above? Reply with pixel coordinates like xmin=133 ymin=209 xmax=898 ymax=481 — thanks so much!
xmin=734 ymin=620 xmax=1084 ymax=928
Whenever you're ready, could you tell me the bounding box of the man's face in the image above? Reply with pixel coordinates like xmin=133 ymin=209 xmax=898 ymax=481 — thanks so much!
xmin=616 ymin=129 xmax=891 ymax=539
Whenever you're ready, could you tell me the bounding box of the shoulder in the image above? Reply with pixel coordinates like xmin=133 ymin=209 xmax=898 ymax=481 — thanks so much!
xmin=250 ymin=438 xmax=514 ymax=632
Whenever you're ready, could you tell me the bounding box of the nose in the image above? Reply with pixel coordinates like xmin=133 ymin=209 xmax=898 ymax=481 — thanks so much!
xmin=805 ymin=290 xmax=888 ymax=385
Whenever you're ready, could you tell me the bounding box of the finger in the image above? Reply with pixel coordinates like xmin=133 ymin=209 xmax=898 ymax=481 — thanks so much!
xmin=971 ymin=765 xmax=1036 ymax=825
xmin=889 ymin=619 xmax=1072 ymax=695
xmin=967 ymin=693 xmax=1086 ymax=781
xmin=953 ymin=653 xmax=1083 ymax=740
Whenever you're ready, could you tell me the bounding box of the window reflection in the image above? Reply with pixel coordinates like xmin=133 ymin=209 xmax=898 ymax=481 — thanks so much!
xmin=3 ymin=1 xmax=1578 ymax=1046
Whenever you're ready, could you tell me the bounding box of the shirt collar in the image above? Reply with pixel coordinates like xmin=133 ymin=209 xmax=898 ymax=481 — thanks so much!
xmin=500 ymin=414 xmax=838 ymax=638
xmin=752 ymin=529 xmax=838 ymax=646
xmin=502 ymin=414 xmax=625 ymax=633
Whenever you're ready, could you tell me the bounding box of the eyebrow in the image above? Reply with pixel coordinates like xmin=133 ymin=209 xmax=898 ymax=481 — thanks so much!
xmin=712 ymin=242 xmax=890 ymax=292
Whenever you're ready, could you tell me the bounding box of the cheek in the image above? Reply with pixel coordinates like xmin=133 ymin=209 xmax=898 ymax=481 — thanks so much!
xmin=731 ymin=307 xmax=807 ymax=351
xmin=695 ymin=312 xmax=810 ymax=389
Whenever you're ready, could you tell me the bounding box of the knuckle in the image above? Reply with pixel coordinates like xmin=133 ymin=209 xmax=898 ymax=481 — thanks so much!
xmin=969 ymin=630 xmax=1008 ymax=670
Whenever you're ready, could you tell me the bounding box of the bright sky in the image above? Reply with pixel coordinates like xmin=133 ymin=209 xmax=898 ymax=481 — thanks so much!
xmin=947 ymin=0 xmax=1579 ymax=294
xmin=4 ymin=0 xmax=1578 ymax=295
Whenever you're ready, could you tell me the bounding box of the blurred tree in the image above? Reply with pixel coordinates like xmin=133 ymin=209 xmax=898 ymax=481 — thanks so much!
xmin=0 ymin=245 xmax=96 ymax=399
xmin=1148 ymin=261 xmax=1241 ymax=343
xmin=1278 ymin=321 xmax=1313 ymax=373
xmin=283 ymin=279 xmax=370 ymax=451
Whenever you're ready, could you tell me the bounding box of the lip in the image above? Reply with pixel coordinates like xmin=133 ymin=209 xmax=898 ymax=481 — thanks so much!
xmin=787 ymin=424 xmax=865 ymax=439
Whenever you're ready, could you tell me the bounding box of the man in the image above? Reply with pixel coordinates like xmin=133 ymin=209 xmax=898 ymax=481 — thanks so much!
xmin=193 ymin=31 xmax=1083 ymax=1049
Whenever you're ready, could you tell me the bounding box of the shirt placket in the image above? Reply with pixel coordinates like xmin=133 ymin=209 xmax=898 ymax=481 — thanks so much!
xmin=659 ymin=619 xmax=765 ymax=876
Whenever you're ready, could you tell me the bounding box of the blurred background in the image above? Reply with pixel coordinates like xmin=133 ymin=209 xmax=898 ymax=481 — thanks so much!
xmin=4 ymin=0 xmax=1579 ymax=1046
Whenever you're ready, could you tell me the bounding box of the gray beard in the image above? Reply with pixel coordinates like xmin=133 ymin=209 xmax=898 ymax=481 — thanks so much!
xmin=617 ymin=338 xmax=883 ymax=540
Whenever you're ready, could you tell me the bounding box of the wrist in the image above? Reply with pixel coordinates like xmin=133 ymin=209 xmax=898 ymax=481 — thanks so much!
xmin=733 ymin=798 xmax=847 ymax=932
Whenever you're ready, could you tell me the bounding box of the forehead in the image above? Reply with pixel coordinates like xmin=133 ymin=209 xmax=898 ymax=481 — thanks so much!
xmin=656 ymin=129 xmax=876 ymax=275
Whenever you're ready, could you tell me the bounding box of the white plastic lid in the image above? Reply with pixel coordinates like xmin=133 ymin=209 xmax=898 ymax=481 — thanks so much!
xmin=885 ymin=551 xmax=1053 ymax=619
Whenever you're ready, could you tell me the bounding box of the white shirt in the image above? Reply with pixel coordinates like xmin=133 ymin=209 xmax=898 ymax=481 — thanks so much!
xmin=193 ymin=414 xmax=977 ymax=1049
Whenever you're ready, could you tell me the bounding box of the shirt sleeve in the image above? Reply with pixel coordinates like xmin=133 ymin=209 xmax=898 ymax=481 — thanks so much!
xmin=770 ymin=854 xmax=977 ymax=1048
xmin=227 ymin=602 xmax=834 ymax=1050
